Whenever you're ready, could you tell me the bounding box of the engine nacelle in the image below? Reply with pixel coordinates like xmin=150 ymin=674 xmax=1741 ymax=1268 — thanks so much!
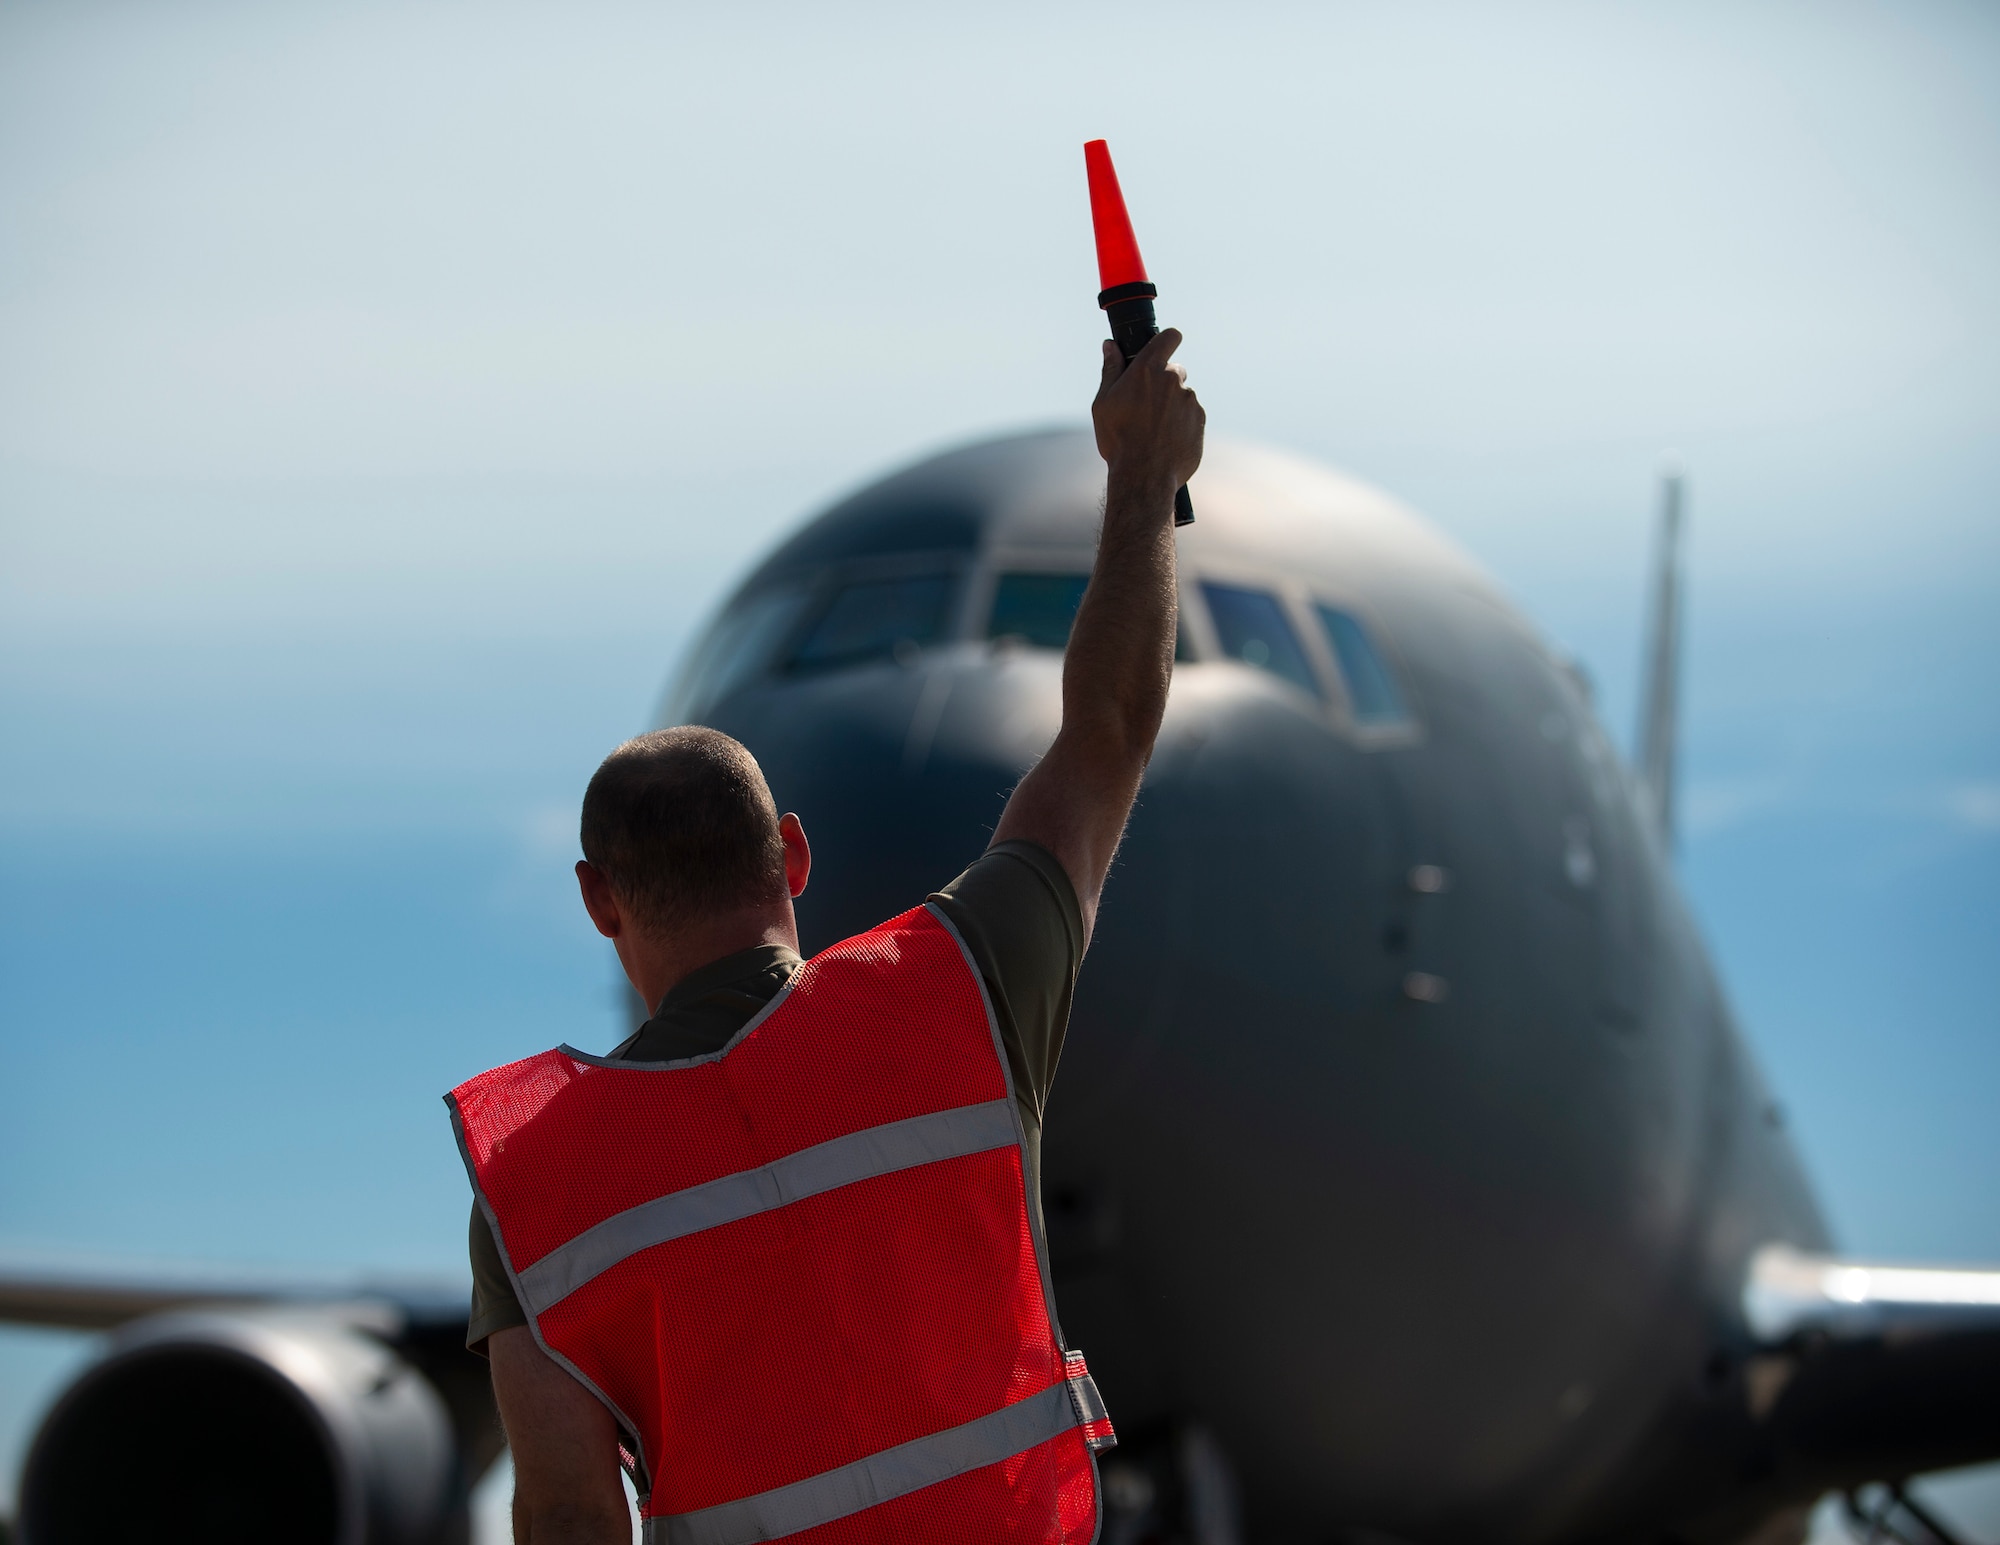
xmin=20 ymin=1305 xmax=465 ymax=1545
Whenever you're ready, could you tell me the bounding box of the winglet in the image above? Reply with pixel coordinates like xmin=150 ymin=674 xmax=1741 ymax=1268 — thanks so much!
xmin=1635 ymin=463 xmax=1685 ymax=846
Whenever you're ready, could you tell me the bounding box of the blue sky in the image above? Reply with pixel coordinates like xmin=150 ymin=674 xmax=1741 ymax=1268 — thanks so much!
xmin=2 ymin=0 xmax=1996 ymax=1510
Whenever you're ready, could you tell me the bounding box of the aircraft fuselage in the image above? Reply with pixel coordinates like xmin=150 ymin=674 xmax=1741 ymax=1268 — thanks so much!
xmin=671 ymin=429 xmax=1829 ymax=1543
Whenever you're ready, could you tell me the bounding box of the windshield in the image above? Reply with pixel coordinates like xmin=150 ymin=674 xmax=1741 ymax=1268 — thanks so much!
xmin=988 ymin=573 xmax=1090 ymax=649
xmin=1200 ymin=582 xmax=1319 ymax=696
xmin=789 ymin=573 xmax=956 ymax=670
xmin=1314 ymin=604 xmax=1408 ymax=723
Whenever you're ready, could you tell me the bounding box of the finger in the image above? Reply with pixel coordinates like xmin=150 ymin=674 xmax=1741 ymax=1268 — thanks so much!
xmin=1099 ymin=339 xmax=1123 ymax=391
xmin=1166 ymin=362 xmax=1188 ymax=386
xmin=1131 ymin=327 xmax=1183 ymax=370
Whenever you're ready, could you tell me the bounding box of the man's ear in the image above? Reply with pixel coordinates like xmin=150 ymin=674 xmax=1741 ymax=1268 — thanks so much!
xmin=779 ymin=813 xmax=812 ymax=899
xmin=575 ymin=860 xmax=623 ymax=939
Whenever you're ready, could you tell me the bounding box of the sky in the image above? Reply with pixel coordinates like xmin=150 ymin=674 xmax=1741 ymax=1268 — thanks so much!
xmin=1 ymin=0 xmax=1996 ymax=1524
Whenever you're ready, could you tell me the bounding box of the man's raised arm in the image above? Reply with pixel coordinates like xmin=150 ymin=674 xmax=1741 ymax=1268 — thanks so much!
xmin=991 ymin=328 xmax=1204 ymax=942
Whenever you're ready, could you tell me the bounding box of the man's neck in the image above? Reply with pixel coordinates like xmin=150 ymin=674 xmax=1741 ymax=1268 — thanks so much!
xmin=620 ymin=904 xmax=799 ymax=1016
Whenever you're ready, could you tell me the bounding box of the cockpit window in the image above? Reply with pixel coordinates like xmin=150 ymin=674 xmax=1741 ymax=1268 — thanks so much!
xmin=790 ymin=573 xmax=955 ymax=670
xmin=1200 ymin=582 xmax=1320 ymax=696
xmin=986 ymin=571 xmax=1193 ymax=660
xmin=988 ymin=573 xmax=1090 ymax=649
xmin=667 ymin=583 xmax=812 ymax=722
xmin=1314 ymin=604 xmax=1408 ymax=723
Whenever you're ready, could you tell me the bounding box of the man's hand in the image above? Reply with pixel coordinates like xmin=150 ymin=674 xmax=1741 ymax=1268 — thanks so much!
xmin=490 ymin=1327 xmax=632 ymax=1544
xmin=1091 ymin=329 xmax=1204 ymax=493
xmin=991 ymin=331 xmax=1204 ymax=941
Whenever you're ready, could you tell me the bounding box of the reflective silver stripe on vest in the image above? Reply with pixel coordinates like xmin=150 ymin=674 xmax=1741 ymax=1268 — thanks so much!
xmin=517 ymin=1099 xmax=1018 ymax=1314
xmin=642 ymin=1381 xmax=1078 ymax=1545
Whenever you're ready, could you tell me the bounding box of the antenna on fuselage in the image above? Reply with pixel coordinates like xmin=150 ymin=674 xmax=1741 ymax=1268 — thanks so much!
xmin=1636 ymin=461 xmax=1686 ymax=846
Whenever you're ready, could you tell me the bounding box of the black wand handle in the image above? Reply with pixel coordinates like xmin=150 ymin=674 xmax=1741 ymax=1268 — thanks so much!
xmin=1101 ymin=282 xmax=1194 ymax=526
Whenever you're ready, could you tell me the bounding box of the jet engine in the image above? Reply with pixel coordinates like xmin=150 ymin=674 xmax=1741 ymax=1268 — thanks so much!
xmin=18 ymin=1305 xmax=468 ymax=1545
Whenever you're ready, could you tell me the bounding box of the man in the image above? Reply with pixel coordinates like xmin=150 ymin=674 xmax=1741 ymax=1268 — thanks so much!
xmin=451 ymin=329 xmax=1202 ymax=1544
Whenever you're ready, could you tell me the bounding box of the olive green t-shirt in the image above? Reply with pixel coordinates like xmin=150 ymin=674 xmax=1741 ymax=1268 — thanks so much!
xmin=465 ymin=839 xmax=1083 ymax=1352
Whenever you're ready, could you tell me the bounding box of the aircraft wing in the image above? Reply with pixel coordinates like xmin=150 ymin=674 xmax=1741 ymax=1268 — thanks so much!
xmin=1743 ymin=1245 xmax=2000 ymax=1483
xmin=1746 ymin=1245 xmax=2000 ymax=1341
xmin=0 ymin=1255 xmax=469 ymax=1332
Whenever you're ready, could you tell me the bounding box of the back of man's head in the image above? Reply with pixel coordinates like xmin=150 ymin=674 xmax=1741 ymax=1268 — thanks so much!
xmin=580 ymin=727 xmax=786 ymax=935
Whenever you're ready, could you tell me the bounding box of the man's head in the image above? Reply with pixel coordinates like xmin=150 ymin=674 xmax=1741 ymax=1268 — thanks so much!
xmin=575 ymin=729 xmax=810 ymax=1005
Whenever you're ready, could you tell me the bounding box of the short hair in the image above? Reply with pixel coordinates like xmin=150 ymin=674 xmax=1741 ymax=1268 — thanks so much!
xmin=579 ymin=727 xmax=786 ymax=934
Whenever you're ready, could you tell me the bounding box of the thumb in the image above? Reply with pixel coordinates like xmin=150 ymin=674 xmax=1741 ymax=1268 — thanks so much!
xmin=1099 ymin=338 xmax=1123 ymax=392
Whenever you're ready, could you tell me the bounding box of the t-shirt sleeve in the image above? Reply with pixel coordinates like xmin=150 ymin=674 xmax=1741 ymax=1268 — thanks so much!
xmin=928 ymin=839 xmax=1084 ymax=1121
xmin=467 ymin=1203 xmax=529 ymax=1355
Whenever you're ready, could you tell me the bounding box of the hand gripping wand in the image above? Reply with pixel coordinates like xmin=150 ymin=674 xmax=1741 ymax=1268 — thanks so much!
xmin=1085 ymin=139 xmax=1194 ymax=526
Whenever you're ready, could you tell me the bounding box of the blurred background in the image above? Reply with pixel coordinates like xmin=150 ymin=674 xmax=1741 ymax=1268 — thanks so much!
xmin=1 ymin=0 xmax=1994 ymax=1537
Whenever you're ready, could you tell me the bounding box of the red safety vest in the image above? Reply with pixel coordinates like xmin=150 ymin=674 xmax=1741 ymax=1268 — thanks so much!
xmin=448 ymin=903 xmax=1113 ymax=1545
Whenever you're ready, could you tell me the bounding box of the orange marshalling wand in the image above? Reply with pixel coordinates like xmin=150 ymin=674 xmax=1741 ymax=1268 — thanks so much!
xmin=1083 ymin=139 xmax=1193 ymax=525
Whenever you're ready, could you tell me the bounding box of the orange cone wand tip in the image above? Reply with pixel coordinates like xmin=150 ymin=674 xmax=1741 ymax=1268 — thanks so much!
xmin=1083 ymin=139 xmax=1193 ymax=525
